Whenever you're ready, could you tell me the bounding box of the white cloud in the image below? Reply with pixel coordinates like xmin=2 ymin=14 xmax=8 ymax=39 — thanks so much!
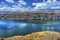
xmin=32 ymin=1 xmax=60 ymax=10
xmin=32 ymin=3 xmax=48 ymax=10
xmin=0 ymin=3 xmax=32 ymax=12
xmin=11 ymin=6 xmax=32 ymax=12
xmin=0 ymin=0 xmax=60 ymax=12
xmin=18 ymin=0 xmax=27 ymax=5
xmin=6 ymin=0 xmax=14 ymax=3
xmin=12 ymin=3 xmax=31 ymax=12
xmin=33 ymin=3 xmax=47 ymax=7
xmin=51 ymin=6 xmax=60 ymax=9
xmin=0 ymin=0 xmax=32 ymax=12
xmin=0 ymin=5 xmax=3 ymax=7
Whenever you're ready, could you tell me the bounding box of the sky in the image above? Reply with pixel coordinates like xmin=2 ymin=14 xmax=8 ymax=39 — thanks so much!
xmin=0 ymin=0 xmax=60 ymax=12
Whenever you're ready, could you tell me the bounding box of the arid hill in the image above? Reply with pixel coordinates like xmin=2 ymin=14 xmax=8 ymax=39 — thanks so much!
xmin=0 ymin=31 xmax=60 ymax=40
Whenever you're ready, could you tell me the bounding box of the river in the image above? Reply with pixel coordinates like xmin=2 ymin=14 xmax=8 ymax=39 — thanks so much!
xmin=0 ymin=20 xmax=60 ymax=38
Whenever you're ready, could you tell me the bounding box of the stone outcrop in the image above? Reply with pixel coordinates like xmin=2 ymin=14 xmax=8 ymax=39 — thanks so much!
xmin=0 ymin=12 xmax=60 ymax=20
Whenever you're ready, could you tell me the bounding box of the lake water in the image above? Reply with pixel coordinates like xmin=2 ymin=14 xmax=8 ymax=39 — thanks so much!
xmin=0 ymin=20 xmax=60 ymax=38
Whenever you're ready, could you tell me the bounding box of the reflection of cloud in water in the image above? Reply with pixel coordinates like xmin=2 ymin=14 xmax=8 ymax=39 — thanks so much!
xmin=43 ymin=22 xmax=60 ymax=26
xmin=0 ymin=21 xmax=60 ymax=37
xmin=0 ymin=21 xmax=28 ymax=30
xmin=18 ymin=23 xmax=27 ymax=28
xmin=0 ymin=21 xmax=18 ymax=29
xmin=0 ymin=21 xmax=7 ymax=24
xmin=32 ymin=24 xmax=36 ymax=27
xmin=32 ymin=24 xmax=39 ymax=29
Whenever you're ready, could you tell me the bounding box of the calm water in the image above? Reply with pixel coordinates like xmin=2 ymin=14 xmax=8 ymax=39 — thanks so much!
xmin=0 ymin=20 xmax=60 ymax=38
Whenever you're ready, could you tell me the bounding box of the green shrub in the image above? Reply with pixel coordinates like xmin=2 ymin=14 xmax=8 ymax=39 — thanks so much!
xmin=28 ymin=38 xmax=33 ymax=40
xmin=38 ymin=34 xmax=44 ymax=37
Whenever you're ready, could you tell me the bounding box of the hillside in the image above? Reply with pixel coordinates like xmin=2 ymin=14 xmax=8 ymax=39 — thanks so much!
xmin=1 ymin=31 xmax=60 ymax=40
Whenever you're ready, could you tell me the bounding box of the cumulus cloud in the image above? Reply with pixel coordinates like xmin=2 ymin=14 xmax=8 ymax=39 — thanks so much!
xmin=32 ymin=0 xmax=60 ymax=10
xmin=51 ymin=6 xmax=60 ymax=9
xmin=11 ymin=6 xmax=32 ymax=12
xmin=0 ymin=0 xmax=33 ymax=12
xmin=6 ymin=0 xmax=14 ymax=3
xmin=18 ymin=0 xmax=27 ymax=5
xmin=33 ymin=3 xmax=48 ymax=10
xmin=0 ymin=5 xmax=3 ymax=7
xmin=0 ymin=0 xmax=60 ymax=12
xmin=0 ymin=2 xmax=32 ymax=12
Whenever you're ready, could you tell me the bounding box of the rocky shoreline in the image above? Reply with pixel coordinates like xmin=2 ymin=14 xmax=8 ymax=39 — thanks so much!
xmin=0 ymin=31 xmax=60 ymax=40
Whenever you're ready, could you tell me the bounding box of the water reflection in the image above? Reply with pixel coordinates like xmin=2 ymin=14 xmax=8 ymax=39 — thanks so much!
xmin=0 ymin=20 xmax=60 ymax=37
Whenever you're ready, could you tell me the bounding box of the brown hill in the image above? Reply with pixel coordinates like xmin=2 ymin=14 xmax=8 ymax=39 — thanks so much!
xmin=0 ymin=31 xmax=60 ymax=40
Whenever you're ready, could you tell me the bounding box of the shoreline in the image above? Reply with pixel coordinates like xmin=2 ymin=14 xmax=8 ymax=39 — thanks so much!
xmin=0 ymin=31 xmax=60 ymax=40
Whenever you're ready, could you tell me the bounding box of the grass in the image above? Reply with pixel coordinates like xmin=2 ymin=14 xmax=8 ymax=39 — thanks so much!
xmin=38 ymin=34 xmax=44 ymax=37
xmin=28 ymin=38 xmax=34 ymax=40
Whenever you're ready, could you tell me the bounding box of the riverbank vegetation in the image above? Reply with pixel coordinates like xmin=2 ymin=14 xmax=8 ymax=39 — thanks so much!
xmin=27 ymin=19 xmax=60 ymax=24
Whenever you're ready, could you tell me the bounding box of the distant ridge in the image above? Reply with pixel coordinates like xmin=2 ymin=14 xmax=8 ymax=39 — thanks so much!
xmin=0 ymin=9 xmax=60 ymax=14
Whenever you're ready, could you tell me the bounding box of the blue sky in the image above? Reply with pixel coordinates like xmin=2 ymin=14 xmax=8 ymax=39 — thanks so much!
xmin=0 ymin=0 xmax=60 ymax=12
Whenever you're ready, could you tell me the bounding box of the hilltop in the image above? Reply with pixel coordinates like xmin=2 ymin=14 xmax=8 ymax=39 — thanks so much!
xmin=1 ymin=31 xmax=60 ymax=40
